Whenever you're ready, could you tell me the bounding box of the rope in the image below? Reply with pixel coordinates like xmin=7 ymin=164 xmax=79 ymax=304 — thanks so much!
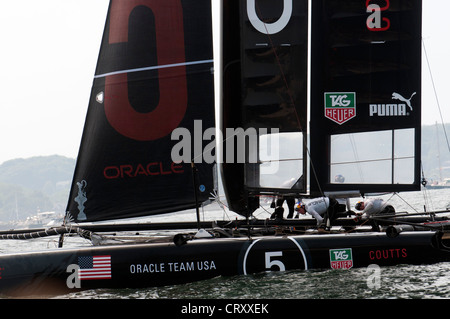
xmin=0 ymin=226 xmax=94 ymax=241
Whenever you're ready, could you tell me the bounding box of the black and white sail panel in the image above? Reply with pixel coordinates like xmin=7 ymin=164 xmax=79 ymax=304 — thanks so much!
xmin=310 ymin=0 xmax=422 ymax=196
xmin=222 ymin=0 xmax=308 ymax=215
xmin=66 ymin=0 xmax=215 ymax=222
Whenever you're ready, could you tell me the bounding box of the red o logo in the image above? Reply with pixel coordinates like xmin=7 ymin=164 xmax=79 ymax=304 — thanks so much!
xmin=105 ymin=0 xmax=187 ymax=141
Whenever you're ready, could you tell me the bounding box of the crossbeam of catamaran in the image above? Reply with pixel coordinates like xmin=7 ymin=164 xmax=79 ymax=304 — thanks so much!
xmin=1 ymin=209 xmax=449 ymax=243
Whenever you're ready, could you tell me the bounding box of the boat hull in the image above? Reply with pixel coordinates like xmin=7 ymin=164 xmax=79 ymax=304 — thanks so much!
xmin=0 ymin=231 xmax=449 ymax=297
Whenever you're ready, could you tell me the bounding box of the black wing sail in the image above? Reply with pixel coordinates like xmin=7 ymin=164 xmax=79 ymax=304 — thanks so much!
xmin=222 ymin=0 xmax=309 ymax=215
xmin=310 ymin=0 xmax=422 ymax=196
xmin=66 ymin=0 xmax=215 ymax=222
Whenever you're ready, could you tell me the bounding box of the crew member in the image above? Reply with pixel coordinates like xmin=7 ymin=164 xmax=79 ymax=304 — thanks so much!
xmin=295 ymin=197 xmax=345 ymax=229
xmin=355 ymin=198 xmax=395 ymax=231
xmin=270 ymin=206 xmax=285 ymax=220
xmin=355 ymin=198 xmax=395 ymax=217
xmin=276 ymin=196 xmax=296 ymax=219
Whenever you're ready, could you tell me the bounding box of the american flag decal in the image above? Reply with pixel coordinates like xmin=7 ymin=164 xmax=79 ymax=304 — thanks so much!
xmin=78 ymin=255 xmax=111 ymax=280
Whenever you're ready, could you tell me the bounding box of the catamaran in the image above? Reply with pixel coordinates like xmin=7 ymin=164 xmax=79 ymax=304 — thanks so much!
xmin=1 ymin=0 xmax=450 ymax=297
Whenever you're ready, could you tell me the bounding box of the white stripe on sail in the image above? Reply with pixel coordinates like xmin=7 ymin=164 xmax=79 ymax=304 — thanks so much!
xmin=94 ymin=59 xmax=214 ymax=79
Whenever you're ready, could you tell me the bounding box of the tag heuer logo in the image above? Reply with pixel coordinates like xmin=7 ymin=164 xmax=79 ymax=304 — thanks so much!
xmin=329 ymin=248 xmax=353 ymax=270
xmin=324 ymin=92 xmax=356 ymax=125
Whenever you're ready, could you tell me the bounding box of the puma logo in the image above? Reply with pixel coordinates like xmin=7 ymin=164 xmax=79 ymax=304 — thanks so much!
xmin=392 ymin=92 xmax=416 ymax=111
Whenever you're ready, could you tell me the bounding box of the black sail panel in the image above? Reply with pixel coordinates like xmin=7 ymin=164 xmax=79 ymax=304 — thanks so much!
xmin=66 ymin=0 xmax=215 ymax=222
xmin=222 ymin=0 xmax=308 ymax=215
xmin=310 ymin=0 xmax=422 ymax=196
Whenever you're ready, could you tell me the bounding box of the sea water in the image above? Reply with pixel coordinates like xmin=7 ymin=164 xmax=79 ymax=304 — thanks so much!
xmin=2 ymin=188 xmax=450 ymax=300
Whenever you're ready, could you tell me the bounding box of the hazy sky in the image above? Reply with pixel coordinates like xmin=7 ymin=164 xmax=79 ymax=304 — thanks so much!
xmin=0 ymin=0 xmax=448 ymax=165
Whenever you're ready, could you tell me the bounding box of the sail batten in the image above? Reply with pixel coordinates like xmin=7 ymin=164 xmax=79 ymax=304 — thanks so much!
xmin=93 ymin=59 xmax=214 ymax=79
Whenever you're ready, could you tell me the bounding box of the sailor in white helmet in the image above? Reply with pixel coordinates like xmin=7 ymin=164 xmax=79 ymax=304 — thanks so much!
xmin=295 ymin=197 xmax=344 ymax=229
xmin=354 ymin=198 xmax=395 ymax=218
xmin=355 ymin=198 xmax=395 ymax=231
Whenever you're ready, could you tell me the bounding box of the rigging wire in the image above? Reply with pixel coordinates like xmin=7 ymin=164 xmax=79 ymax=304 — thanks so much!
xmin=348 ymin=134 xmax=365 ymax=183
xmin=422 ymin=39 xmax=450 ymax=153
xmin=393 ymin=192 xmax=420 ymax=214
xmin=420 ymin=39 xmax=448 ymax=213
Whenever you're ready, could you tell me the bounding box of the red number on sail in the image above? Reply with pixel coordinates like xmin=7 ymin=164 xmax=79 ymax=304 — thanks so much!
xmin=105 ymin=0 xmax=188 ymax=141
